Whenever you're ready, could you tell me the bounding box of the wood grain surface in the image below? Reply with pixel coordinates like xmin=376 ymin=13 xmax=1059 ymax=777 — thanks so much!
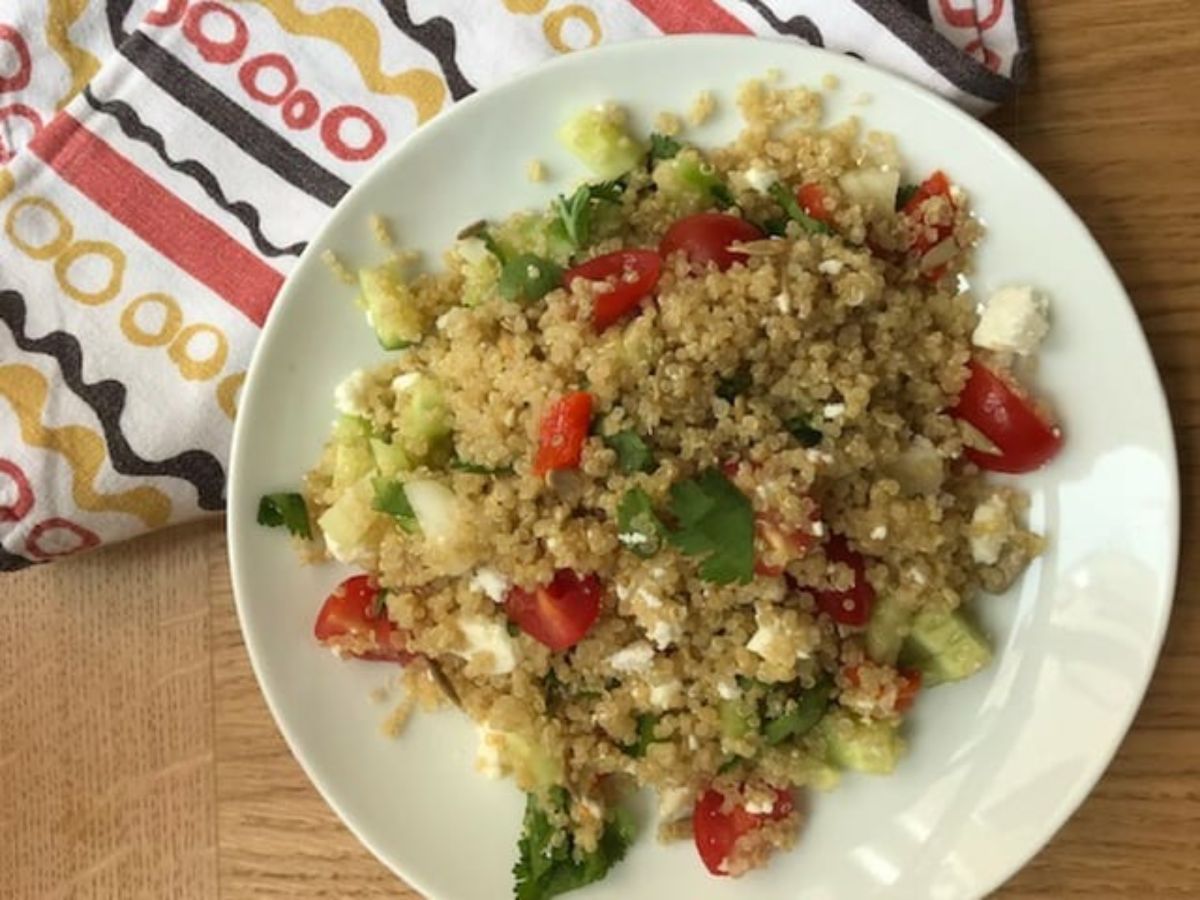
xmin=4 ymin=2 xmax=1199 ymax=897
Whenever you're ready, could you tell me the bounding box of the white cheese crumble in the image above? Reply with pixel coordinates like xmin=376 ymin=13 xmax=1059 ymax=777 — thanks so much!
xmin=870 ymin=525 xmax=889 ymax=540
xmin=716 ymin=680 xmax=741 ymax=700
xmin=647 ymin=619 xmax=680 ymax=650
xmin=607 ymin=641 xmax=655 ymax=674
xmin=744 ymin=797 xmax=775 ymax=815
xmin=823 ymin=402 xmax=846 ymax=419
xmin=454 ymin=618 xmax=517 ymax=675
xmin=658 ymin=786 xmax=694 ymax=823
xmin=649 ymin=679 xmax=683 ymax=709
xmin=619 ymin=531 xmax=651 ymax=548
xmin=333 ymin=369 xmax=371 ymax=416
xmin=774 ymin=291 xmax=791 ymax=313
xmin=469 ymin=567 xmax=510 ymax=603
xmin=637 ymin=587 xmax=663 ymax=609
xmin=969 ymin=494 xmax=1014 ymax=565
xmin=742 ymin=165 xmax=778 ymax=193
xmin=391 ymin=371 xmax=421 ymax=394
xmin=972 ymin=285 xmax=1049 ymax=356
xmin=818 ymin=259 xmax=844 ymax=276
xmin=747 ymin=622 xmax=781 ymax=658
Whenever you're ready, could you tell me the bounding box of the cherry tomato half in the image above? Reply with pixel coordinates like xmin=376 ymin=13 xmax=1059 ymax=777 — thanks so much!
xmin=811 ymin=535 xmax=875 ymax=626
xmin=565 ymin=249 xmax=662 ymax=331
xmin=952 ymin=359 xmax=1063 ymax=473
xmin=755 ymin=511 xmax=820 ymax=577
xmin=533 ymin=391 xmax=593 ymax=477
xmin=314 ymin=574 xmax=413 ymax=662
xmin=659 ymin=213 xmax=764 ymax=272
xmin=693 ymin=786 xmax=794 ymax=876
xmin=904 ymin=170 xmax=955 ymax=267
xmin=796 ymin=182 xmax=834 ymax=225
xmin=504 ymin=569 xmax=603 ymax=652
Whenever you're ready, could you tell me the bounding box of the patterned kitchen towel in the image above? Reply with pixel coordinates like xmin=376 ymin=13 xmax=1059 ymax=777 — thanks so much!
xmin=0 ymin=0 xmax=1028 ymax=571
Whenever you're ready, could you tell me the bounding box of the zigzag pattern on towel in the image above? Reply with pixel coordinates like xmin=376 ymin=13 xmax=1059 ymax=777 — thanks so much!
xmin=0 ymin=289 xmax=226 ymax=511
xmin=82 ymin=87 xmax=307 ymax=258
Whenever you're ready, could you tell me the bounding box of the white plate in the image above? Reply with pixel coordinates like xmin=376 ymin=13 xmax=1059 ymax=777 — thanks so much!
xmin=228 ymin=37 xmax=1179 ymax=900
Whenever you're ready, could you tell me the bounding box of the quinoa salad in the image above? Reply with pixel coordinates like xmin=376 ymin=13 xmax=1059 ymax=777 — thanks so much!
xmin=256 ymin=77 xmax=1064 ymax=897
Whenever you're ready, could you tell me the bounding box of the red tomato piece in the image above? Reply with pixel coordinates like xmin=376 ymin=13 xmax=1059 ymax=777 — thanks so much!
xmin=952 ymin=359 xmax=1064 ymax=473
xmin=796 ymin=182 xmax=834 ymax=224
xmin=812 ymin=535 xmax=875 ymax=626
xmin=314 ymin=574 xmax=413 ymax=663
xmin=896 ymin=667 xmax=922 ymax=713
xmin=659 ymin=213 xmax=764 ymax=272
xmin=902 ymin=170 xmax=952 ymax=217
xmin=533 ymin=391 xmax=593 ymax=477
xmin=754 ymin=511 xmax=820 ymax=577
xmin=693 ymin=786 xmax=794 ymax=876
xmin=565 ymin=249 xmax=662 ymax=331
xmin=844 ymin=663 xmax=922 ymax=713
xmin=504 ymin=569 xmax=603 ymax=652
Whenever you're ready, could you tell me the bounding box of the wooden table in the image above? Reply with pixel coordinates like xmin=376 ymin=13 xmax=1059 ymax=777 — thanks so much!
xmin=5 ymin=3 xmax=1199 ymax=896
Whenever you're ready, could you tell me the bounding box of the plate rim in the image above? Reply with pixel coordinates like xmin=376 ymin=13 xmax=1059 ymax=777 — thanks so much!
xmin=227 ymin=33 xmax=1181 ymax=899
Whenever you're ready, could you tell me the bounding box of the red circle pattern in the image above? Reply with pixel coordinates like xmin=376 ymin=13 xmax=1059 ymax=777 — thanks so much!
xmin=25 ymin=517 xmax=101 ymax=560
xmin=0 ymin=459 xmax=34 ymax=523
xmin=321 ymin=105 xmax=386 ymax=162
xmin=0 ymin=24 xmax=32 ymax=93
xmin=0 ymin=102 xmax=42 ymax=163
xmin=182 ymin=1 xmax=249 ymax=65
xmin=238 ymin=53 xmax=297 ymax=105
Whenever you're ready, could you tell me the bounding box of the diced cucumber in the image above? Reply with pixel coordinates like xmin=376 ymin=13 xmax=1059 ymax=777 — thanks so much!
xmin=837 ymin=167 xmax=901 ymax=217
xmin=492 ymin=728 xmax=565 ymax=791
xmin=492 ymin=213 xmax=574 ymax=267
xmin=359 ymin=264 xmax=426 ymax=350
xmin=455 ymin=237 xmax=502 ymax=307
xmin=899 ymin=609 xmax=992 ymax=686
xmin=317 ymin=478 xmax=379 ymax=563
xmin=370 ymin=438 xmax=413 ymax=479
xmin=395 ymin=375 xmax=452 ymax=465
xmin=718 ymin=698 xmax=754 ymax=741
xmin=332 ymin=437 xmax=375 ymax=490
xmin=333 ymin=414 xmax=372 ymax=441
xmin=819 ymin=712 xmax=904 ymax=775
xmin=866 ymin=593 xmax=915 ymax=666
xmin=558 ymin=105 xmax=645 ymax=178
xmin=402 ymin=479 xmax=461 ymax=544
xmin=652 ymin=148 xmax=730 ymax=207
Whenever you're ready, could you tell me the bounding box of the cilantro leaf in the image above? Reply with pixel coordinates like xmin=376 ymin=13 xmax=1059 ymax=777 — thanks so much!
xmin=451 ymin=457 xmax=514 ymax=475
xmin=709 ymin=181 xmax=735 ymax=210
xmin=666 ymin=470 xmax=755 ymax=584
xmin=617 ymin=488 xmax=666 ymax=559
xmin=649 ymin=132 xmax=682 ymax=161
xmin=513 ymin=790 xmax=636 ymax=900
xmin=762 ymin=677 xmax=833 ymax=745
xmin=371 ymin=478 xmax=419 ymax=533
xmin=620 ymin=713 xmax=661 ymax=758
xmin=553 ymin=180 xmax=626 ymax=250
xmin=768 ymin=182 xmax=831 ymax=235
xmin=895 ymin=182 xmax=920 ymax=211
xmin=604 ymin=430 xmax=655 ymax=474
xmin=716 ymin=367 xmax=752 ymax=402
xmin=783 ymin=416 xmax=823 ymax=448
xmin=500 ymin=253 xmax=563 ymax=303
xmin=256 ymin=492 xmax=311 ymax=539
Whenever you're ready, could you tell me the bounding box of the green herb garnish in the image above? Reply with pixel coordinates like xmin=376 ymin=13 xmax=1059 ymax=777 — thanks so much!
xmin=716 ymin=368 xmax=752 ymax=402
xmin=256 ymin=492 xmax=311 ymax=539
xmin=763 ymin=677 xmax=834 ymax=745
xmin=620 ymin=713 xmax=662 ymax=758
xmin=617 ymin=487 xmax=666 ymax=559
xmin=499 ymin=253 xmax=563 ymax=303
xmin=513 ymin=789 xmax=636 ymax=900
xmin=768 ymin=182 xmax=831 ymax=235
xmin=553 ymin=179 xmax=625 ymax=250
xmin=604 ymin=430 xmax=655 ymax=474
xmin=666 ymin=469 xmax=755 ymax=585
xmin=895 ymin=182 xmax=920 ymax=211
xmin=648 ymin=132 xmax=682 ymax=161
xmin=371 ymin=477 xmax=419 ymax=532
xmin=451 ymin=457 xmax=514 ymax=475
xmin=710 ymin=181 xmax=735 ymax=210
xmin=783 ymin=416 xmax=823 ymax=448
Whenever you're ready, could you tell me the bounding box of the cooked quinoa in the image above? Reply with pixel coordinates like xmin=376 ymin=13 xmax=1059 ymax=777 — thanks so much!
xmin=272 ymin=78 xmax=1060 ymax=896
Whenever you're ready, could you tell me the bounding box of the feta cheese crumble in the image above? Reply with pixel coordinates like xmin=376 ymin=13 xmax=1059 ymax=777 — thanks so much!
xmin=973 ymin=285 xmax=1049 ymax=355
